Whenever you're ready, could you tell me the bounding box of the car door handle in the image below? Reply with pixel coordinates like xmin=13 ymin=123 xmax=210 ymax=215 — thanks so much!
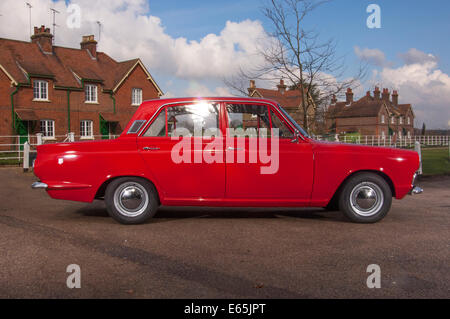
xmin=143 ymin=147 xmax=160 ymax=151
xmin=227 ymin=147 xmax=243 ymax=151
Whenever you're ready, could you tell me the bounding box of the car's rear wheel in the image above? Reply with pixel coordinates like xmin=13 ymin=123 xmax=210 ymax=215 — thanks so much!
xmin=339 ymin=172 xmax=392 ymax=223
xmin=105 ymin=177 xmax=159 ymax=224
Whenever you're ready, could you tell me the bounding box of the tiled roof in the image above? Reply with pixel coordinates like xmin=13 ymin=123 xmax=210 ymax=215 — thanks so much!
xmin=0 ymin=37 xmax=156 ymax=92
xmin=250 ymin=88 xmax=304 ymax=108
xmin=328 ymin=94 xmax=412 ymax=119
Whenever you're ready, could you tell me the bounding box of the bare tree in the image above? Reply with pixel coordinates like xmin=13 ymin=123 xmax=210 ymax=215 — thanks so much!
xmin=225 ymin=0 xmax=366 ymax=133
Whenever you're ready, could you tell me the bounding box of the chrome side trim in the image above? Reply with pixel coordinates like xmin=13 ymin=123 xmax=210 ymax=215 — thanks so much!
xmin=31 ymin=182 xmax=48 ymax=189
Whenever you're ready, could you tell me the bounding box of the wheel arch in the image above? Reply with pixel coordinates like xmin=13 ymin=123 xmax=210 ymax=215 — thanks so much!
xmin=95 ymin=175 xmax=161 ymax=204
xmin=327 ymin=170 xmax=396 ymax=206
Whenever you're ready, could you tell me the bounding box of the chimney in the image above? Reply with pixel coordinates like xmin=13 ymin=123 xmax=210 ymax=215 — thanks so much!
xmin=345 ymin=88 xmax=353 ymax=104
xmin=373 ymin=87 xmax=381 ymax=100
xmin=31 ymin=25 xmax=53 ymax=53
xmin=382 ymin=88 xmax=390 ymax=102
xmin=366 ymin=91 xmax=371 ymax=97
xmin=392 ymin=90 xmax=398 ymax=106
xmin=331 ymin=95 xmax=337 ymax=104
xmin=249 ymin=80 xmax=255 ymax=89
xmin=277 ymin=79 xmax=287 ymax=94
xmin=81 ymin=35 xmax=97 ymax=58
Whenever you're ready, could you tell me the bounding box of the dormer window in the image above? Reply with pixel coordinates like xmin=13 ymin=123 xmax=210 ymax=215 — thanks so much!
xmin=407 ymin=117 xmax=411 ymax=125
xmin=399 ymin=117 xmax=403 ymax=125
xmin=381 ymin=115 xmax=385 ymax=124
xmin=33 ymin=80 xmax=48 ymax=101
xmin=85 ymin=84 xmax=98 ymax=103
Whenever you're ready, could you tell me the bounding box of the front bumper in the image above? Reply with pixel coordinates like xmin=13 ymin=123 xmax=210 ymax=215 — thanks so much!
xmin=408 ymin=173 xmax=423 ymax=195
xmin=31 ymin=182 xmax=48 ymax=189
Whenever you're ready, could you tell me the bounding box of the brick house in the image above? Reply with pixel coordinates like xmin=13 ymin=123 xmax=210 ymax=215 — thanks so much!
xmin=326 ymin=87 xmax=415 ymax=138
xmin=0 ymin=26 xmax=162 ymax=145
xmin=247 ymin=79 xmax=316 ymax=131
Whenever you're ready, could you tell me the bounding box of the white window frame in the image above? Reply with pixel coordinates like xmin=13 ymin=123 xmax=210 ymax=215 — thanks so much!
xmin=85 ymin=84 xmax=98 ymax=103
xmin=381 ymin=115 xmax=385 ymax=124
xmin=399 ymin=117 xmax=403 ymax=125
xmin=80 ymin=120 xmax=94 ymax=139
xmin=391 ymin=117 xmax=395 ymax=124
xmin=132 ymin=88 xmax=143 ymax=106
xmin=407 ymin=117 xmax=411 ymax=125
xmin=33 ymin=80 xmax=49 ymax=101
xmin=40 ymin=119 xmax=55 ymax=139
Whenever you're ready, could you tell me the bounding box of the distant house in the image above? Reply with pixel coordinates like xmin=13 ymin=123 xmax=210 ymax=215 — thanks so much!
xmin=326 ymin=87 xmax=415 ymax=138
xmin=0 ymin=25 xmax=163 ymax=144
xmin=247 ymin=79 xmax=316 ymax=130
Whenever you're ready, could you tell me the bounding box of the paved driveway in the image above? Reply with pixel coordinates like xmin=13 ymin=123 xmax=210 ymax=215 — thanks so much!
xmin=0 ymin=168 xmax=448 ymax=298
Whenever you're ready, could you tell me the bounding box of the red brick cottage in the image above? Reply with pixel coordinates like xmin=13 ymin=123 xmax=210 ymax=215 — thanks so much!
xmin=0 ymin=26 xmax=163 ymax=145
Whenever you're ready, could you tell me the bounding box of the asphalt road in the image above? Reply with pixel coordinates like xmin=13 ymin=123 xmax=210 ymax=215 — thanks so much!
xmin=0 ymin=167 xmax=448 ymax=298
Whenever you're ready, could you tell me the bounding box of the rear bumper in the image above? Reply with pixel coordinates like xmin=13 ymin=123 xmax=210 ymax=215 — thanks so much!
xmin=31 ymin=182 xmax=48 ymax=189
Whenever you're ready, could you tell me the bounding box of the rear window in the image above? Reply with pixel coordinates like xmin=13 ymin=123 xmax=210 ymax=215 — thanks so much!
xmin=127 ymin=120 xmax=146 ymax=134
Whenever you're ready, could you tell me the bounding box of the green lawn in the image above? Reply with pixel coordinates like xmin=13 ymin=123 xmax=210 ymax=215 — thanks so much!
xmin=421 ymin=147 xmax=450 ymax=176
xmin=0 ymin=152 xmax=21 ymax=165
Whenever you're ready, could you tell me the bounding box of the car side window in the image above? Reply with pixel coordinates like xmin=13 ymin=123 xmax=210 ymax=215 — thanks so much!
xmin=226 ymin=104 xmax=271 ymax=137
xmin=143 ymin=110 xmax=166 ymax=137
xmin=270 ymin=109 xmax=294 ymax=139
xmin=167 ymin=103 xmax=219 ymax=137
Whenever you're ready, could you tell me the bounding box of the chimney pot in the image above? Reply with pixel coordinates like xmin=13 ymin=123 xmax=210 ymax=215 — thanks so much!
xmin=345 ymin=88 xmax=353 ymax=104
xmin=31 ymin=25 xmax=53 ymax=53
xmin=382 ymin=88 xmax=390 ymax=102
xmin=81 ymin=34 xmax=97 ymax=58
xmin=374 ymin=87 xmax=381 ymax=100
xmin=392 ymin=90 xmax=399 ymax=106
xmin=277 ymin=78 xmax=287 ymax=94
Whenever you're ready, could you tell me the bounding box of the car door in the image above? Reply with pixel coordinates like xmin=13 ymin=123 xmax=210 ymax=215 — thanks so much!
xmin=137 ymin=102 xmax=225 ymax=202
xmin=224 ymin=102 xmax=313 ymax=202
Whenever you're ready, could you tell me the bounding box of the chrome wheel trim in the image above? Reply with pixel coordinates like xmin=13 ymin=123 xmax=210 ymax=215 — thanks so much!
xmin=349 ymin=182 xmax=384 ymax=217
xmin=113 ymin=182 xmax=149 ymax=217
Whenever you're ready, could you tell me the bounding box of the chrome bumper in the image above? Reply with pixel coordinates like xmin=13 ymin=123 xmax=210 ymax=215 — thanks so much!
xmin=410 ymin=186 xmax=423 ymax=195
xmin=408 ymin=172 xmax=423 ymax=195
xmin=31 ymin=182 xmax=48 ymax=189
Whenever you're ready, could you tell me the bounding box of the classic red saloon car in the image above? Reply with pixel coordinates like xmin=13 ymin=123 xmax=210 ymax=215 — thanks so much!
xmin=32 ymin=97 xmax=422 ymax=224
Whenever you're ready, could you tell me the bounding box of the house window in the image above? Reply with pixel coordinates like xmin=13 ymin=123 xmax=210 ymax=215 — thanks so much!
xmin=407 ymin=131 xmax=411 ymax=138
xmin=381 ymin=131 xmax=385 ymax=139
xmin=33 ymin=80 xmax=48 ymax=100
xmin=80 ymin=120 xmax=93 ymax=138
xmin=407 ymin=117 xmax=411 ymax=125
xmin=40 ymin=120 xmax=54 ymax=138
xmin=132 ymin=88 xmax=143 ymax=106
xmin=381 ymin=115 xmax=385 ymax=124
xmin=399 ymin=117 xmax=403 ymax=124
xmin=85 ymin=84 xmax=98 ymax=103
xmin=391 ymin=117 xmax=395 ymax=124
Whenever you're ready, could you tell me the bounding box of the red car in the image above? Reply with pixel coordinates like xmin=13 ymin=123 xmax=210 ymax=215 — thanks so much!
xmin=32 ymin=97 xmax=422 ymax=224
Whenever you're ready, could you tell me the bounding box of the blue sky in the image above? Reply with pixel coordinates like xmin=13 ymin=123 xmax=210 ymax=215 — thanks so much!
xmin=150 ymin=0 xmax=450 ymax=74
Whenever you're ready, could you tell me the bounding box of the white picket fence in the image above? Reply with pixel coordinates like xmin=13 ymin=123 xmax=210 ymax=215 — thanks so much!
xmin=315 ymin=135 xmax=450 ymax=148
xmin=0 ymin=133 xmax=118 ymax=165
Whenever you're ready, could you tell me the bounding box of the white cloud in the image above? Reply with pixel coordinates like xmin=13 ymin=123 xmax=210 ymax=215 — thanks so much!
xmin=354 ymin=46 xmax=390 ymax=67
xmin=399 ymin=48 xmax=438 ymax=65
xmin=369 ymin=55 xmax=450 ymax=129
xmin=184 ymin=82 xmax=231 ymax=97
xmin=0 ymin=0 xmax=269 ymax=82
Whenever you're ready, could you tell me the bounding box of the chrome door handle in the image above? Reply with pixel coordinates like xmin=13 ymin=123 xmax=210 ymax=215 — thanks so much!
xmin=143 ymin=147 xmax=160 ymax=151
xmin=227 ymin=147 xmax=243 ymax=151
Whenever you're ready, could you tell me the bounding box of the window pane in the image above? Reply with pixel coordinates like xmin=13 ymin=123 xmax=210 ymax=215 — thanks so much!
xmin=226 ymin=104 xmax=270 ymax=137
xmin=270 ymin=109 xmax=294 ymax=138
xmin=167 ymin=103 xmax=219 ymax=137
xmin=143 ymin=110 xmax=166 ymax=137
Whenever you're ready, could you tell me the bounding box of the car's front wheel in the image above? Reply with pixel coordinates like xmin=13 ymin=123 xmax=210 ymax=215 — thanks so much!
xmin=105 ymin=177 xmax=159 ymax=224
xmin=339 ymin=173 xmax=392 ymax=223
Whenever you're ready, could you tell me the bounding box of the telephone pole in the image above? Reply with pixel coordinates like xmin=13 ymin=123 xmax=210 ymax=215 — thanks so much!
xmin=50 ymin=8 xmax=60 ymax=44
